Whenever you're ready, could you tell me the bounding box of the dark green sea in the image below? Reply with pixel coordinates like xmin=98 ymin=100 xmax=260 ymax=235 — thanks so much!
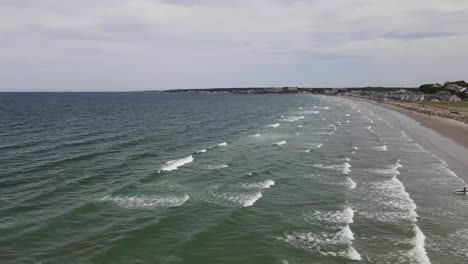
xmin=1 ymin=93 xmax=467 ymax=264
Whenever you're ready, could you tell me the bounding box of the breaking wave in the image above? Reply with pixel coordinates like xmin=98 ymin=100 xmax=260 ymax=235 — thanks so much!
xmin=161 ymin=155 xmax=194 ymax=171
xmin=242 ymin=180 xmax=275 ymax=189
xmin=99 ymin=194 xmax=189 ymax=209
xmin=274 ymin=140 xmax=287 ymax=146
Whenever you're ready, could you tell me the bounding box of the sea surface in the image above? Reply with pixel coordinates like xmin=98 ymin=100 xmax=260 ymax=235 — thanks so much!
xmin=1 ymin=92 xmax=467 ymax=264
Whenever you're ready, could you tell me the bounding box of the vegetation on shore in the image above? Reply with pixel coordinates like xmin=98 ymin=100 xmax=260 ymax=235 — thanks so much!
xmin=419 ymin=81 xmax=467 ymax=99
xmin=420 ymin=102 xmax=468 ymax=113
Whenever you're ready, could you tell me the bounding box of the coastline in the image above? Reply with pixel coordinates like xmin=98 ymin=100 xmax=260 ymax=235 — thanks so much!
xmin=344 ymin=96 xmax=468 ymax=149
xmin=342 ymin=96 xmax=468 ymax=182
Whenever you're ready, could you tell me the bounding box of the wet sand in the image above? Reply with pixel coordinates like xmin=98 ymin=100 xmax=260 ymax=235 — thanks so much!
xmin=381 ymin=102 xmax=468 ymax=150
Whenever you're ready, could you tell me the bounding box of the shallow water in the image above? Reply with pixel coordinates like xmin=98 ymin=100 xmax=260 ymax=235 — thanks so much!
xmin=0 ymin=93 xmax=467 ymax=263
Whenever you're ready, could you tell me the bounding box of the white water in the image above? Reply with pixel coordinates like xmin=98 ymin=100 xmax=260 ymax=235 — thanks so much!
xmin=218 ymin=142 xmax=228 ymax=147
xmin=242 ymin=180 xmax=275 ymax=189
xmin=268 ymin=123 xmax=280 ymax=128
xmin=408 ymin=225 xmax=431 ymax=264
xmin=283 ymin=116 xmax=305 ymax=122
xmin=99 ymin=194 xmax=189 ymax=209
xmin=343 ymin=162 xmax=351 ymax=175
xmin=274 ymin=140 xmax=287 ymax=146
xmin=161 ymin=155 xmax=194 ymax=171
xmin=346 ymin=177 xmax=357 ymax=189
xmin=206 ymin=164 xmax=229 ymax=170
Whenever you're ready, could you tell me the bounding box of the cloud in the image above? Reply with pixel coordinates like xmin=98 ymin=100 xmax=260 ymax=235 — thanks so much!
xmin=0 ymin=0 xmax=468 ymax=91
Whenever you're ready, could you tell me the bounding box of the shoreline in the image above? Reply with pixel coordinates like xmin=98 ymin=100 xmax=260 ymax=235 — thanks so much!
xmin=343 ymin=96 xmax=468 ymax=149
xmin=342 ymin=96 xmax=468 ymax=183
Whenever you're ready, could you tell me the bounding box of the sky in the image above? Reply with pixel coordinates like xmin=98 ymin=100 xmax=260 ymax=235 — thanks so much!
xmin=1 ymin=0 xmax=468 ymax=91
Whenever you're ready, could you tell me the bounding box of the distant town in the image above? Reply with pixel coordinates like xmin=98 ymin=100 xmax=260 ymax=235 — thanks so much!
xmin=162 ymin=81 xmax=468 ymax=102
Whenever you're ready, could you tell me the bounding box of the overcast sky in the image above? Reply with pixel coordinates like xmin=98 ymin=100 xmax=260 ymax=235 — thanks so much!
xmin=1 ymin=0 xmax=468 ymax=91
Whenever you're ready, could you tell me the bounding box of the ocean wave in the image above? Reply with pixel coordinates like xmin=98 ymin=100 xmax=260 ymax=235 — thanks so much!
xmin=298 ymin=107 xmax=303 ymax=110
xmin=302 ymin=110 xmax=320 ymax=115
xmin=343 ymin=162 xmax=351 ymax=175
xmin=316 ymin=143 xmax=323 ymax=149
xmin=297 ymin=125 xmax=303 ymax=128
xmin=206 ymin=164 xmax=229 ymax=170
xmin=229 ymin=192 xmax=263 ymax=207
xmin=218 ymin=142 xmax=228 ymax=147
xmin=283 ymin=116 xmax=305 ymax=122
xmin=303 ymin=207 xmax=355 ymax=225
xmin=345 ymin=177 xmax=357 ymax=189
xmin=372 ymin=145 xmax=388 ymax=151
xmin=345 ymin=114 xmax=350 ymax=117
xmin=161 ymin=155 xmax=194 ymax=171
xmin=313 ymin=163 xmax=343 ymax=172
xmin=305 ymin=149 xmax=312 ymax=153
xmin=99 ymin=194 xmax=189 ymax=209
xmin=371 ymin=160 xmax=402 ymax=176
xmin=408 ymin=225 xmax=431 ymax=264
xmin=268 ymin=123 xmax=280 ymax=128
xmin=250 ymin=134 xmax=261 ymax=137
xmin=274 ymin=140 xmax=287 ymax=146
xmin=279 ymin=225 xmax=361 ymax=260
xmin=242 ymin=180 xmax=275 ymax=189
xmin=368 ymin=175 xmax=418 ymax=223
xmin=196 ymin=149 xmax=207 ymax=153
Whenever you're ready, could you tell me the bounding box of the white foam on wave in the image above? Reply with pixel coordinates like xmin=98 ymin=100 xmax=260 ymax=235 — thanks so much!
xmin=316 ymin=143 xmax=323 ymax=149
xmin=371 ymin=160 xmax=402 ymax=176
xmin=218 ymin=142 xmax=228 ymax=147
xmin=329 ymin=124 xmax=337 ymax=131
xmin=298 ymin=107 xmax=303 ymax=110
xmin=302 ymin=110 xmax=320 ymax=115
xmin=372 ymin=176 xmax=418 ymax=222
xmin=250 ymin=134 xmax=261 ymax=137
xmin=304 ymin=207 xmax=355 ymax=225
xmin=408 ymin=225 xmax=431 ymax=264
xmin=346 ymin=177 xmax=357 ymax=189
xmin=99 ymin=194 xmax=189 ymax=209
xmin=196 ymin=149 xmax=207 ymax=153
xmin=237 ymin=192 xmax=262 ymax=207
xmin=346 ymin=120 xmax=350 ymax=123
xmin=274 ymin=140 xmax=287 ymax=146
xmin=345 ymin=114 xmax=350 ymax=117
xmin=296 ymin=132 xmax=300 ymax=135
xmin=279 ymin=225 xmax=361 ymax=260
xmin=268 ymin=123 xmax=280 ymax=128
xmin=161 ymin=155 xmax=194 ymax=171
xmin=283 ymin=116 xmax=305 ymax=122
xmin=242 ymin=179 xmax=275 ymax=189
xmin=297 ymin=125 xmax=303 ymax=128
xmin=206 ymin=164 xmax=229 ymax=170
xmin=343 ymin=162 xmax=351 ymax=175
xmin=313 ymin=162 xmax=351 ymax=174
xmin=305 ymin=148 xmax=312 ymax=153
xmin=372 ymin=145 xmax=388 ymax=151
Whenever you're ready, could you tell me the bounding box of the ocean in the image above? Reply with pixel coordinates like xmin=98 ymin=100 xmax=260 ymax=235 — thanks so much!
xmin=1 ymin=92 xmax=467 ymax=264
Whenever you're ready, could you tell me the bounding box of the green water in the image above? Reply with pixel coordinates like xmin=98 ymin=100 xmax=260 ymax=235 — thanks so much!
xmin=1 ymin=93 xmax=467 ymax=263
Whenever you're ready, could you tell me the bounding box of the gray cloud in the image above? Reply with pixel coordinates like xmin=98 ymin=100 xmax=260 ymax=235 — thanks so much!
xmin=1 ymin=0 xmax=468 ymax=91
